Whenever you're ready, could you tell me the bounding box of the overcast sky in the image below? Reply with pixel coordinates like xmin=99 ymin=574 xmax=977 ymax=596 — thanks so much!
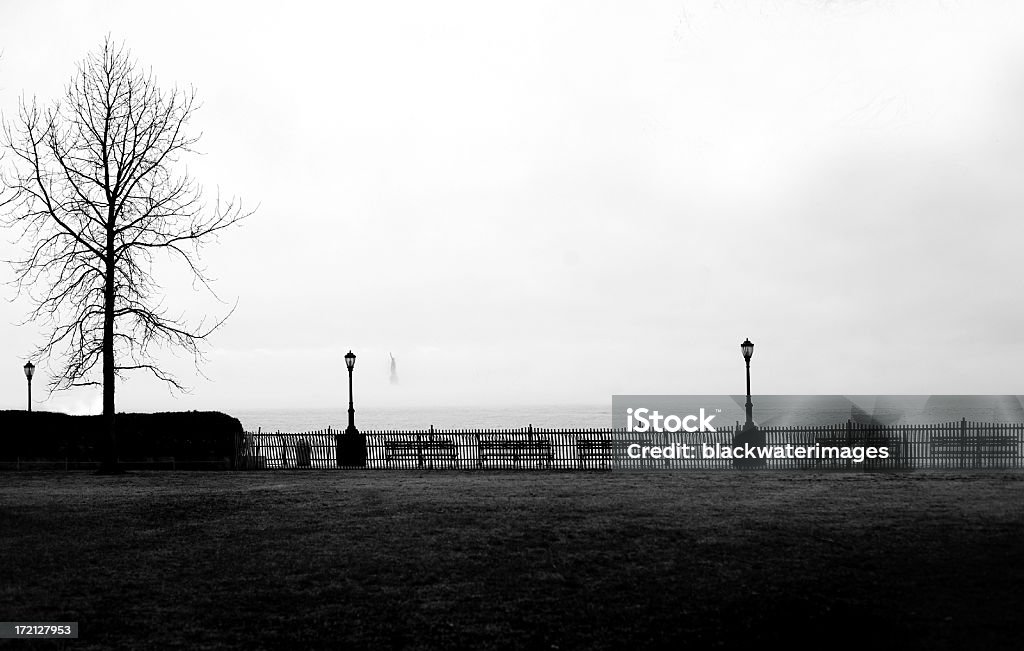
xmin=1 ymin=1 xmax=1023 ymax=413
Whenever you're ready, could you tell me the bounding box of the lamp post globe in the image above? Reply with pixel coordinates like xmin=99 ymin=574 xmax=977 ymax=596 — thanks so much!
xmin=23 ymin=361 xmax=35 ymax=413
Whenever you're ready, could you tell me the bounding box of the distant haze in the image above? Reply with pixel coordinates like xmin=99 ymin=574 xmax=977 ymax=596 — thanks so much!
xmin=1 ymin=1 xmax=1023 ymax=413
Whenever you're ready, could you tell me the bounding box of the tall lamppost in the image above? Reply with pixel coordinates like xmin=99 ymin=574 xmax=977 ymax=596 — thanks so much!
xmin=741 ymin=339 xmax=754 ymax=430
xmin=23 ymin=361 xmax=35 ymax=413
xmin=345 ymin=350 xmax=358 ymax=435
xmin=735 ymin=338 xmax=764 ymax=468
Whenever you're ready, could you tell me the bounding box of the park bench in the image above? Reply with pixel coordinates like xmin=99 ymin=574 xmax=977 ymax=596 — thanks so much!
xmin=383 ymin=439 xmax=458 ymax=468
xmin=576 ymin=439 xmax=615 ymax=469
xmin=478 ymin=438 xmax=554 ymax=468
xmin=931 ymin=434 xmax=1018 ymax=468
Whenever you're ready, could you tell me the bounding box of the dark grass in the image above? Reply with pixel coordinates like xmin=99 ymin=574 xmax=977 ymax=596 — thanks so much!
xmin=1 ymin=471 xmax=1022 ymax=650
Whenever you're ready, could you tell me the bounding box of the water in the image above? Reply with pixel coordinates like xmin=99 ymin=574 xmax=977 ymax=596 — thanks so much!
xmin=233 ymin=396 xmax=1024 ymax=433
xmin=233 ymin=404 xmax=611 ymax=433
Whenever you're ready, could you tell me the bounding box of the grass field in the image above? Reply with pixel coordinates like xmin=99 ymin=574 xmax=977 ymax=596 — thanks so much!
xmin=1 ymin=470 xmax=1022 ymax=650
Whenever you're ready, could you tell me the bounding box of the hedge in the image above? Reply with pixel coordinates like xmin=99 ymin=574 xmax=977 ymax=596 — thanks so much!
xmin=0 ymin=410 xmax=242 ymax=465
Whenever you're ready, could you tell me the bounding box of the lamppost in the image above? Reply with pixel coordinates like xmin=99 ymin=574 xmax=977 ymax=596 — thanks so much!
xmin=337 ymin=350 xmax=366 ymax=467
xmin=23 ymin=361 xmax=35 ymax=413
xmin=345 ymin=350 xmax=357 ymax=435
xmin=735 ymin=338 xmax=764 ymax=469
xmin=741 ymin=338 xmax=754 ymax=430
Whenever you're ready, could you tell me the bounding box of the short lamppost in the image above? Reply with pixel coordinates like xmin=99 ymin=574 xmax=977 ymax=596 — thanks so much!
xmin=23 ymin=361 xmax=35 ymax=412
xmin=337 ymin=350 xmax=366 ymax=467
xmin=741 ymin=338 xmax=754 ymax=430
xmin=735 ymin=338 xmax=765 ymax=468
xmin=345 ymin=350 xmax=358 ymax=436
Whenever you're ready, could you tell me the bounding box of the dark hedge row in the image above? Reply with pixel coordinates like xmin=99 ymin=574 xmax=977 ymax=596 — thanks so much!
xmin=0 ymin=410 xmax=242 ymax=463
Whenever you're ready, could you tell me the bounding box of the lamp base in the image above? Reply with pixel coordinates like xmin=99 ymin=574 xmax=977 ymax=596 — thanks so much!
xmin=336 ymin=429 xmax=367 ymax=467
xmin=732 ymin=425 xmax=767 ymax=470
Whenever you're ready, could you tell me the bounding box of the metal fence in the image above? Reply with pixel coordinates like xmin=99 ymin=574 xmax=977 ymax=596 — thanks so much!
xmin=236 ymin=419 xmax=1024 ymax=471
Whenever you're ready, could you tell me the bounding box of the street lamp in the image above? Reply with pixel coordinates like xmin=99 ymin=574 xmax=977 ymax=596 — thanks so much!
xmin=740 ymin=339 xmax=754 ymax=430
xmin=345 ymin=350 xmax=358 ymax=435
xmin=23 ymin=361 xmax=35 ymax=413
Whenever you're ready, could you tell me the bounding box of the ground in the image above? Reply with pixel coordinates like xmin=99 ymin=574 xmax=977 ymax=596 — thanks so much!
xmin=0 ymin=470 xmax=1022 ymax=650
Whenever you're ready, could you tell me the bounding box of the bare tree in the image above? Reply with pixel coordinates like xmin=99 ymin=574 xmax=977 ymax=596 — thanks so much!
xmin=1 ymin=37 xmax=253 ymax=472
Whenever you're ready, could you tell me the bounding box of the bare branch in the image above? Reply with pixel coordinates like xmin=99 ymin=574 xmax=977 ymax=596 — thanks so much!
xmin=1 ymin=35 xmax=254 ymax=402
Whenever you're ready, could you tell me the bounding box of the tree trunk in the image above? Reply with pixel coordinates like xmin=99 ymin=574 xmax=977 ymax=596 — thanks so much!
xmin=98 ymin=221 xmax=120 ymax=474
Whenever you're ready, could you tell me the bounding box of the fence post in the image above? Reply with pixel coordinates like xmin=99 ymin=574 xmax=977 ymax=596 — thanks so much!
xmin=846 ymin=419 xmax=853 ymax=471
xmin=335 ymin=426 xmax=345 ymax=468
xmin=973 ymin=419 xmax=980 ymax=468
xmin=527 ymin=424 xmax=533 ymax=469
xmin=960 ymin=417 xmax=968 ymax=469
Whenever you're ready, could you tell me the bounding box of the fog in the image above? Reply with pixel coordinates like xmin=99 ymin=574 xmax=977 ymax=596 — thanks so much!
xmin=1 ymin=1 xmax=1022 ymax=412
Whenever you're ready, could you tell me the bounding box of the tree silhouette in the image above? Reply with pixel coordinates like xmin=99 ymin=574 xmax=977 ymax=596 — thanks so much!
xmin=1 ymin=37 xmax=253 ymax=472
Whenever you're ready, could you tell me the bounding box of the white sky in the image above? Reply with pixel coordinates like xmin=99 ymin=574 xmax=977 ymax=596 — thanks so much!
xmin=1 ymin=1 xmax=1023 ymax=413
